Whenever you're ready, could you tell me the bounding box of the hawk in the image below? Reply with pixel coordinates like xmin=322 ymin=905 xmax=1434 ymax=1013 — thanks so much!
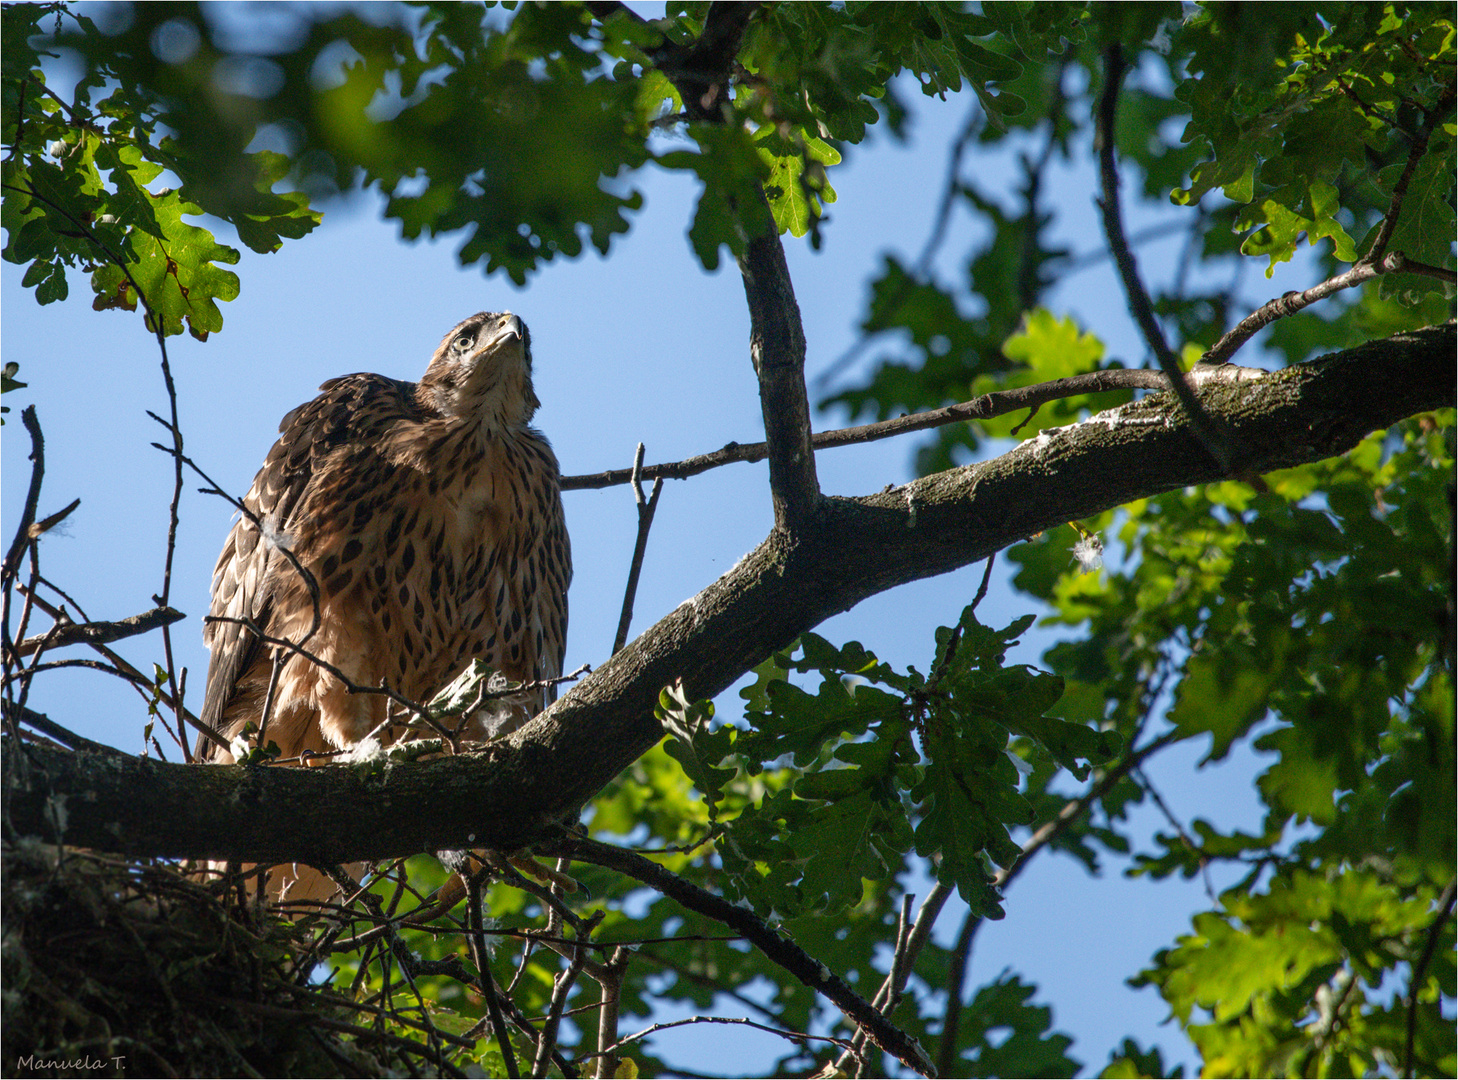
xmin=197 ymin=312 xmax=570 ymax=892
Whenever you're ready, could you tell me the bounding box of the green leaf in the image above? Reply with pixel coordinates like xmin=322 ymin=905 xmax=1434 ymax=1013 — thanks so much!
xmin=656 ymin=680 xmax=736 ymax=818
xmin=756 ymin=128 xmax=840 ymax=240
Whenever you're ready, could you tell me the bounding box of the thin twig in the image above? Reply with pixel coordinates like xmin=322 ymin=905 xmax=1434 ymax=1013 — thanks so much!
xmin=1202 ymin=252 xmax=1405 ymax=367
xmin=1 ymin=406 xmax=46 ymax=585
xmin=995 ymin=728 xmax=1185 ymax=896
xmin=1 ymin=408 xmax=48 ymax=738
xmin=1404 ymin=877 xmax=1457 ymax=1079
xmin=613 ymin=443 xmax=665 ymax=654
xmin=222 ymin=996 xmax=470 ymax=1074
xmin=6 ymin=173 xmax=197 ymax=754
xmin=9 ymin=565 xmax=70 ymax=719
xmin=168 ymin=444 xmax=323 ymax=649
xmin=633 ymin=948 xmax=789 ymax=1026
xmin=150 ymin=335 xmax=190 ymax=758
xmin=562 ymin=364 xmax=1265 ymax=491
xmin=4 ymin=702 xmax=120 ymax=755
xmin=468 ymin=877 xmax=520 ymax=1079
xmin=838 ymin=882 xmax=953 ymax=1073
xmin=1061 ymin=220 xmax=1191 ymax=274
xmin=1365 ymin=80 xmax=1456 ymax=264
xmin=15 ymin=584 xmax=231 ymax=753
xmin=1133 ymin=762 xmax=1217 ymax=902
xmin=257 ymin=649 xmax=286 ymax=748
xmin=1096 ymin=44 xmax=1232 ymax=471
xmin=586 ymin=1014 xmax=863 ymax=1067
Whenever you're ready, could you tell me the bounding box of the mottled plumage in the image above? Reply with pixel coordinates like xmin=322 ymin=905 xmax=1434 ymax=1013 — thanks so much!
xmin=199 ymin=311 xmax=570 ymax=776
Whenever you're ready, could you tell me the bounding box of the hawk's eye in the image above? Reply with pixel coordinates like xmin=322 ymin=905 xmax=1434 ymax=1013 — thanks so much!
xmin=453 ymin=334 xmax=474 ymax=353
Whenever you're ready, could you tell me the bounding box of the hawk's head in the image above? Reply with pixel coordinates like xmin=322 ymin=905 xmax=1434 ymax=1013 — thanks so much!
xmin=420 ymin=311 xmax=540 ymax=427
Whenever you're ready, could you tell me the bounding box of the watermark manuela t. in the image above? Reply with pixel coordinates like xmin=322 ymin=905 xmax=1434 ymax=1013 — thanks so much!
xmin=15 ymin=1054 xmax=124 ymax=1073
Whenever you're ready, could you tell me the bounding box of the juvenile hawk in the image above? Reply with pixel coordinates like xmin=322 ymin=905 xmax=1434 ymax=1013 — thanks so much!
xmin=198 ymin=310 xmax=570 ymax=789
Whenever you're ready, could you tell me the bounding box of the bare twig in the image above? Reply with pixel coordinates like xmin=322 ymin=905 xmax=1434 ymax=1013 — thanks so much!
xmin=1134 ymin=762 xmax=1216 ymax=902
xmin=549 ymin=833 xmax=935 ymax=1076
xmin=3 ymin=407 xmax=50 ymax=740
xmin=26 ymin=497 xmax=80 ymax=541
xmin=14 ymin=585 xmax=231 ymax=753
xmin=1365 ymin=80 xmax=1456 ymax=264
xmin=257 ymin=649 xmax=286 ymax=747
xmin=4 ymin=174 xmax=196 ymax=754
xmin=633 ymin=948 xmax=789 ymax=1026
xmin=1201 ymin=251 xmax=1416 ymax=367
xmin=148 ymin=344 xmax=190 ymax=758
xmin=612 ymin=443 xmax=665 ymax=654
xmin=562 ymin=364 xmax=1266 ymax=491
xmin=225 ymin=996 xmax=472 ymax=1074
xmin=995 ymin=728 xmax=1185 ymax=896
xmin=1 ymin=406 xmax=45 ymax=584
xmin=168 ymin=442 xmax=322 ymax=649
xmin=468 ymin=876 xmax=520 ymax=1079
xmin=1096 ymin=44 xmax=1232 ymax=470
xmin=844 ymin=882 xmax=955 ymax=1073
xmin=13 ymin=604 xmax=185 ymax=658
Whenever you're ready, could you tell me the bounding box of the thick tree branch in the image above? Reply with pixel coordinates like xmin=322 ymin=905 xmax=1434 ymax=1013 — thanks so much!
xmin=657 ymin=1 xmax=760 ymax=121
xmin=4 ymin=324 xmax=1452 ymax=871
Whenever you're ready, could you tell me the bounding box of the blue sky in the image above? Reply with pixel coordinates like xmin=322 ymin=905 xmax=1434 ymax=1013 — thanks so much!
xmin=1 ymin=27 xmax=1334 ymax=1074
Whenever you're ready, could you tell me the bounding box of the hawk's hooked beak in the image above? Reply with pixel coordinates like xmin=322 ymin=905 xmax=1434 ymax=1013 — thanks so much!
xmin=480 ymin=314 xmax=525 ymax=357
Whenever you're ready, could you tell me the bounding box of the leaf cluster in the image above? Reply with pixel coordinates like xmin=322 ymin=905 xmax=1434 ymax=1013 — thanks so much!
xmin=1008 ymin=410 xmax=1456 ymax=1076
xmin=660 ymin=605 xmax=1122 ymax=922
xmin=824 ymin=3 xmax=1454 ymax=472
xmin=1 ymin=2 xmax=321 ymax=336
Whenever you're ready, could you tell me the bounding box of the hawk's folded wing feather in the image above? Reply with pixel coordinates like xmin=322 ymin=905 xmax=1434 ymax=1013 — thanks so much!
xmin=197 ymin=375 xmax=419 ymax=756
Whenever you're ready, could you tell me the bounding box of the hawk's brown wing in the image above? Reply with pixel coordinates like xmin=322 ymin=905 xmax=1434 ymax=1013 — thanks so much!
xmin=196 ymin=374 xmax=421 ymax=758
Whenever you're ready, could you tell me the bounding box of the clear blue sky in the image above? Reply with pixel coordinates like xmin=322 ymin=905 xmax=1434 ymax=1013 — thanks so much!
xmin=2 ymin=28 xmax=1330 ymax=1074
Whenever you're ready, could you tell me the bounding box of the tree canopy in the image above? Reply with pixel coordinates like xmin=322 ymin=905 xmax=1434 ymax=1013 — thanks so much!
xmin=2 ymin=2 xmax=1454 ymax=1077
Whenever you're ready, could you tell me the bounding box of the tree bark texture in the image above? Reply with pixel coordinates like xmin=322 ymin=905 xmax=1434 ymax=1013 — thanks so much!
xmin=4 ymin=323 xmax=1453 ymax=865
